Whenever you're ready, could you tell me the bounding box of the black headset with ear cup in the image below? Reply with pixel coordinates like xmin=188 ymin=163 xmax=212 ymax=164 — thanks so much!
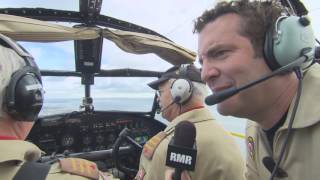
xmin=170 ymin=64 xmax=194 ymax=105
xmin=0 ymin=34 xmax=43 ymax=122
xmin=263 ymin=15 xmax=315 ymax=71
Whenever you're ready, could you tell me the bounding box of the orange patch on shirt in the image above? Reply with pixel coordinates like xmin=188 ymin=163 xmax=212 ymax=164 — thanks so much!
xmin=143 ymin=131 xmax=166 ymax=160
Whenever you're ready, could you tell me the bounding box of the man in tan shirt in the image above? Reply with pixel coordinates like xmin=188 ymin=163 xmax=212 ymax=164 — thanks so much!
xmin=192 ymin=0 xmax=318 ymax=179
xmin=136 ymin=64 xmax=244 ymax=180
xmin=0 ymin=33 xmax=117 ymax=180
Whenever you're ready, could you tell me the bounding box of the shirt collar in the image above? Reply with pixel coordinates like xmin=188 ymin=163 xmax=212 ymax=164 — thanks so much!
xmin=179 ymin=105 xmax=204 ymax=115
xmin=164 ymin=107 xmax=213 ymax=135
xmin=282 ymin=64 xmax=320 ymax=129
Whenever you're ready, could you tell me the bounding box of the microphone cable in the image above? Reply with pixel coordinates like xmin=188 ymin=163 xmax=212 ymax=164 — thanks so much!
xmin=158 ymin=96 xmax=182 ymax=114
xmin=159 ymin=101 xmax=176 ymax=114
xmin=269 ymin=67 xmax=303 ymax=180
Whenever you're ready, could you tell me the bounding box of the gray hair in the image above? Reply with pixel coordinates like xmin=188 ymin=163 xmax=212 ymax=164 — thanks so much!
xmin=192 ymin=81 xmax=208 ymax=99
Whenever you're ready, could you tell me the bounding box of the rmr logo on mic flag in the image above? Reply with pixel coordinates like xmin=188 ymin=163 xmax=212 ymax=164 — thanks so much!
xmin=166 ymin=142 xmax=197 ymax=170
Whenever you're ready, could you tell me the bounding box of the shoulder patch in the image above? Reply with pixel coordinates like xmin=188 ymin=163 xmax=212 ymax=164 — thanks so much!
xmin=247 ymin=136 xmax=255 ymax=160
xmin=143 ymin=131 xmax=166 ymax=160
xmin=59 ymin=158 xmax=99 ymax=180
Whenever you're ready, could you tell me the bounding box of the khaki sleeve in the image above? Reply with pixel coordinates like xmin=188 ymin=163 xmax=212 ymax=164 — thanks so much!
xmin=135 ymin=154 xmax=146 ymax=180
xmin=47 ymin=159 xmax=120 ymax=180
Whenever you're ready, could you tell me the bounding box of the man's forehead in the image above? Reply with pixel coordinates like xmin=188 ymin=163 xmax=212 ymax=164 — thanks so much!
xmin=199 ymin=42 xmax=232 ymax=60
xmin=158 ymin=80 xmax=170 ymax=89
xmin=198 ymin=32 xmax=224 ymax=55
xmin=198 ymin=14 xmax=241 ymax=42
xmin=198 ymin=15 xmax=242 ymax=53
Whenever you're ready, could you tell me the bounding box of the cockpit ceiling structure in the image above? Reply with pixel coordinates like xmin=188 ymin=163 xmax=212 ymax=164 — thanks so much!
xmin=0 ymin=14 xmax=196 ymax=65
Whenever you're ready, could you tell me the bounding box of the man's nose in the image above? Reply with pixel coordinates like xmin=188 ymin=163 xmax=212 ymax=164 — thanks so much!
xmin=201 ymin=61 xmax=220 ymax=82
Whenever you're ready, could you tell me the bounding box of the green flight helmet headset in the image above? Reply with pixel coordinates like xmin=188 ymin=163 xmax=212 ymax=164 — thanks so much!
xmin=263 ymin=15 xmax=315 ymax=71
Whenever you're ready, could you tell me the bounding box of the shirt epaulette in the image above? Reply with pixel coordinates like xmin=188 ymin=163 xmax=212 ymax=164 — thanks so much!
xmin=59 ymin=158 xmax=99 ymax=180
xmin=142 ymin=131 xmax=166 ymax=160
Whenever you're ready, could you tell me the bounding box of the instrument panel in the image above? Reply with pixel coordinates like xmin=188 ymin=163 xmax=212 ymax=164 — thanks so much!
xmin=27 ymin=111 xmax=165 ymax=155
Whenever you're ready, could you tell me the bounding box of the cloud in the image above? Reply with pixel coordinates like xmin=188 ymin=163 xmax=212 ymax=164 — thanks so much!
xmin=41 ymin=75 xmax=157 ymax=99
xmin=51 ymin=41 xmax=75 ymax=55
xmin=21 ymin=45 xmax=43 ymax=61
xmin=20 ymin=42 xmax=75 ymax=70
xmin=101 ymin=41 xmax=172 ymax=70
xmin=42 ymin=77 xmax=83 ymax=98
xmin=0 ymin=0 xmax=78 ymax=11
xmin=100 ymin=0 xmax=215 ymax=51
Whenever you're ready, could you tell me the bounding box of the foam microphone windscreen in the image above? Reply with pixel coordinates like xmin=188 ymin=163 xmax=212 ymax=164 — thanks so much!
xmin=174 ymin=121 xmax=196 ymax=148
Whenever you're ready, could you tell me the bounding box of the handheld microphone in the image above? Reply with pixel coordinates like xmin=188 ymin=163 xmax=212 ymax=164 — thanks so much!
xmin=166 ymin=121 xmax=197 ymax=180
xmin=205 ymin=56 xmax=307 ymax=106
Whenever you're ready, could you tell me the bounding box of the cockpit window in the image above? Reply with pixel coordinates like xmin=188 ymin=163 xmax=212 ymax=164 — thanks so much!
xmin=39 ymin=76 xmax=83 ymax=116
xmin=20 ymin=41 xmax=75 ymax=71
xmin=92 ymin=77 xmax=156 ymax=112
xmin=39 ymin=76 xmax=158 ymax=116
xmin=0 ymin=1 xmax=79 ymax=11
